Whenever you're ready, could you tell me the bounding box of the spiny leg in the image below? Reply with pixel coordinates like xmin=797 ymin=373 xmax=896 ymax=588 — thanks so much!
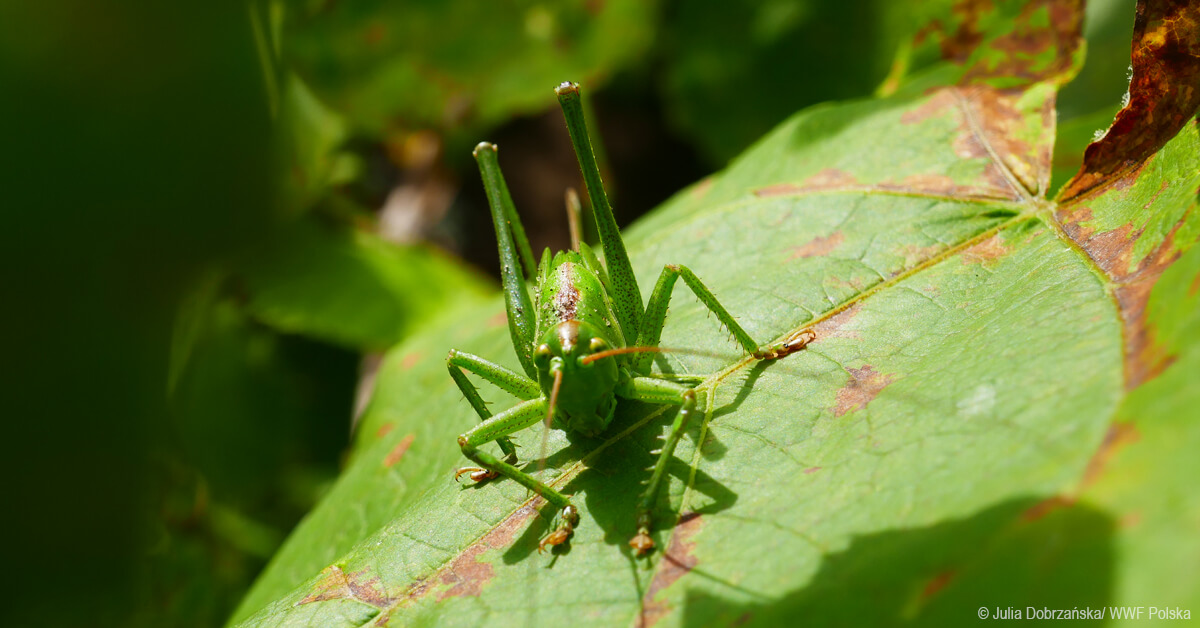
xmin=448 ymin=349 xmax=541 ymax=401
xmin=616 ymin=376 xmax=700 ymax=555
xmin=446 ymin=349 xmax=541 ymax=480
xmin=556 ymin=82 xmax=645 ymax=343
xmin=458 ymin=397 xmax=580 ymax=552
xmin=632 ymin=263 xmax=813 ymax=375
xmin=472 ymin=144 xmax=537 ymax=279
xmin=473 ymin=143 xmax=538 ymax=378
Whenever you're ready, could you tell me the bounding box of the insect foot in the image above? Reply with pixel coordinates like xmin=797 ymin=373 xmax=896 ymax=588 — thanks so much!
xmin=538 ymin=504 xmax=580 ymax=554
xmin=454 ymin=451 xmax=519 ymax=484
xmin=753 ymin=329 xmax=817 ymax=360
xmin=629 ymin=512 xmax=655 ymax=556
xmin=454 ymin=467 xmax=500 ymax=483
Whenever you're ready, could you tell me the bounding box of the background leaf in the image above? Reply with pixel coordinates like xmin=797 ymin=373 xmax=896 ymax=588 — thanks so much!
xmin=282 ymin=0 xmax=659 ymax=142
xmin=233 ymin=0 xmax=1200 ymax=625
xmin=240 ymin=218 xmax=492 ymax=350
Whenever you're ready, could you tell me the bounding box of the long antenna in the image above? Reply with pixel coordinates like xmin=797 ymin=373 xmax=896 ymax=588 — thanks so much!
xmin=582 ymin=345 xmax=666 ymax=365
xmin=537 ymin=369 xmax=564 ymax=480
xmin=582 ymin=334 xmax=818 ymax=366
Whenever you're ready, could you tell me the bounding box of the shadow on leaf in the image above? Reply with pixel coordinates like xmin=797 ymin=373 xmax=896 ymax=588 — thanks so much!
xmin=673 ymin=498 xmax=1115 ymax=627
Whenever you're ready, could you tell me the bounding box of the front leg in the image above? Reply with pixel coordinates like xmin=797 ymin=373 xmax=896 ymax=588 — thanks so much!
xmin=616 ymin=376 xmax=700 ymax=555
xmin=458 ymin=397 xmax=580 ymax=552
xmin=632 ymin=263 xmax=815 ymax=375
xmin=446 ymin=348 xmax=540 ymax=469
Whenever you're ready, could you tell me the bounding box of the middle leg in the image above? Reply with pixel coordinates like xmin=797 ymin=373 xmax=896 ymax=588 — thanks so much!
xmin=446 ymin=348 xmax=540 ymax=479
xmin=616 ymin=376 xmax=702 ymax=555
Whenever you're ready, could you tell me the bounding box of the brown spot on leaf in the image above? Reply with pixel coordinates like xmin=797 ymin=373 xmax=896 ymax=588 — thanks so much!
xmin=900 ymin=243 xmax=946 ymax=267
xmin=960 ymin=86 xmax=1049 ymax=195
xmin=375 ymin=423 xmax=395 ymax=439
xmin=1014 ymin=424 xmax=1139 ymax=523
xmin=1189 ymin=271 xmax=1200 ymax=297
xmin=336 ymin=502 xmax=545 ymax=620
xmin=754 ymin=183 xmax=805 ymax=197
xmin=298 ymin=565 xmax=394 ymax=608
xmin=884 ymin=174 xmax=956 ymax=194
xmin=1022 ymin=495 xmax=1076 ymax=522
xmin=940 ymin=1 xmax=987 ymax=62
xmin=298 ymin=565 xmax=350 ymax=606
xmin=1060 ymin=205 xmax=1191 ymax=386
xmin=753 ymin=113 xmax=1024 ymax=200
xmin=383 ymin=434 xmax=415 ymax=468
xmin=1117 ymin=274 xmax=1177 ymax=387
xmin=639 ymin=512 xmax=704 ymax=628
xmin=1095 ymin=223 xmax=1145 ymax=272
xmin=755 ymin=175 xmax=1012 ymax=200
xmin=812 ymin=303 xmax=863 ymax=341
xmin=914 ymin=0 xmax=1083 ymax=85
xmin=1059 ymin=0 xmax=1200 ymax=201
xmin=754 ymin=176 xmax=867 ymax=197
xmin=803 ymin=466 xmax=822 ymax=474
xmin=437 ymin=549 xmax=493 ymax=601
xmin=803 ymin=168 xmax=860 ymax=189
xmin=344 ymin=569 xmax=395 ymax=607
xmin=1081 ymin=422 xmax=1141 ymax=489
xmin=788 ymin=232 xmax=845 ymax=260
xmin=898 ymin=84 xmax=1052 ymax=199
xmin=960 ymin=233 xmax=1011 ymax=264
xmin=401 ymin=352 xmax=423 ymax=370
xmin=435 ymin=502 xmax=538 ymax=601
xmin=963 ymin=0 xmax=1084 ymax=86
xmin=876 ymin=172 xmax=1014 ymax=200
xmin=921 ymin=570 xmax=957 ymax=601
xmin=834 ymin=365 xmax=896 ymax=417
xmin=901 ymin=90 xmax=957 ymax=125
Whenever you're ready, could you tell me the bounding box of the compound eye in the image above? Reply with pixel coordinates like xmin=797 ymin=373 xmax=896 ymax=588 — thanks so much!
xmin=534 ymin=344 xmax=552 ymax=363
xmin=589 ymin=337 xmax=607 ymax=353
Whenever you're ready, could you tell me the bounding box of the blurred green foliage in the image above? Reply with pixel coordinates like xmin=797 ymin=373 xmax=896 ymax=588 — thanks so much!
xmin=0 ymin=2 xmax=274 ymax=626
xmin=657 ymin=0 xmax=905 ymax=164
xmin=282 ymin=0 xmax=658 ymax=146
xmin=0 ymin=0 xmax=1142 ymax=626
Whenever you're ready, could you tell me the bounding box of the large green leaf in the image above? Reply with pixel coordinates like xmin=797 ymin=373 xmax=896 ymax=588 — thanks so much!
xmin=233 ymin=0 xmax=1200 ymax=625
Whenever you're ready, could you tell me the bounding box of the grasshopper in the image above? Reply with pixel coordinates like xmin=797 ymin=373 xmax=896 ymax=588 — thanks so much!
xmin=448 ymin=82 xmax=814 ymax=555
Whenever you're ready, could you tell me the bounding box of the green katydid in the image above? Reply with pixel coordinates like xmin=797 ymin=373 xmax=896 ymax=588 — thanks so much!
xmin=448 ymin=81 xmax=815 ymax=555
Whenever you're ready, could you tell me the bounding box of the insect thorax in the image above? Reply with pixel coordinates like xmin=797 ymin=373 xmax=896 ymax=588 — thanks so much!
xmin=533 ymin=248 xmax=616 ymax=329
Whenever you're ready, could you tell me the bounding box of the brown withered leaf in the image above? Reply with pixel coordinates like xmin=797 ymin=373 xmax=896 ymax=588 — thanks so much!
xmin=1059 ymin=0 xmax=1200 ymax=201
